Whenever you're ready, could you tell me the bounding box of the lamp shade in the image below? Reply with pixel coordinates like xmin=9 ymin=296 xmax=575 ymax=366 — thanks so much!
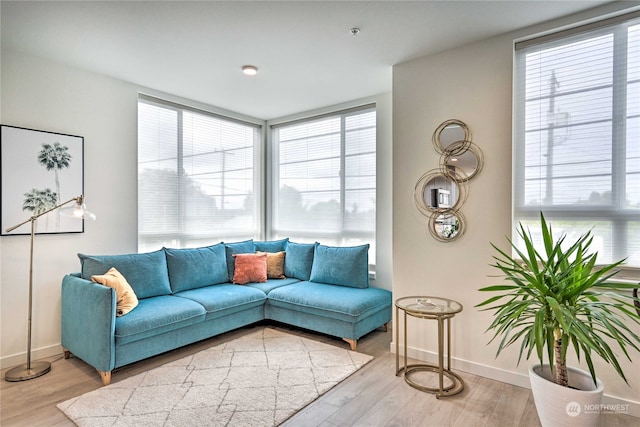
xmin=59 ymin=198 xmax=96 ymax=220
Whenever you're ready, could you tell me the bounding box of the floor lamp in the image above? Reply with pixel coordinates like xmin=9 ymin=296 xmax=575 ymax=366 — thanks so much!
xmin=4 ymin=195 xmax=96 ymax=382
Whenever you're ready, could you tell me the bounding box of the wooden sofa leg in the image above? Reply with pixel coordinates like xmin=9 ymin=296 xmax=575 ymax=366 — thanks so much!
xmin=343 ymin=338 xmax=357 ymax=351
xmin=63 ymin=349 xmax=71 ymax=359
xmin=98 ymin=370 xmax=112 ymax=386
xmin=383 ymin=322 xmax=390 ymax=332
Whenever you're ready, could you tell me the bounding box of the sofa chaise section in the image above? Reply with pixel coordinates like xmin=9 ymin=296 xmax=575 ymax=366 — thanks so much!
xmin=265 ymin=281 xmax=392 ymax=350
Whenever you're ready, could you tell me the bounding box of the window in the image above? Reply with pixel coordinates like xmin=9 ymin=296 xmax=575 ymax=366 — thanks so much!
xmin=138 ymin=95 xmax=262 ymax=251
xmin=270 ymin=106 xmax=376 ymax=263
xmin=514 ymin=12 xmax=640 ymax=268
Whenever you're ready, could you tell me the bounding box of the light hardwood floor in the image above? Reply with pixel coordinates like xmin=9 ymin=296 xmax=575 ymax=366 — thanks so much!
xmin=1 ymin=322 xmax=637 ymax=427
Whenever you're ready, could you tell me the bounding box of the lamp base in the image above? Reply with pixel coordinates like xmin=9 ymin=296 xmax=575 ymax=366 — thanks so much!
xmin=4 ymin=361 xmax=51 ymax=382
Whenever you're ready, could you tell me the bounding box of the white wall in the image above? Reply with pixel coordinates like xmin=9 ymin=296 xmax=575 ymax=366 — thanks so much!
xmin=0 ymin=49 xmax=394 ymax=368
xmin=0 ymin=49 xmax=139 ymax=367
xmin=392 ymin=3 xmax=640 ymax=414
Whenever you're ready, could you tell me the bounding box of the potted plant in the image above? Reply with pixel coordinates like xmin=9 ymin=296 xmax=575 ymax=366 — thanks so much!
xmin=477 ymin=213 xmax=640 ymax=427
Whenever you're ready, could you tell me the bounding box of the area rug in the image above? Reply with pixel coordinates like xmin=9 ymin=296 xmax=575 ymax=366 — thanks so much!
xmin=57 ymin=328 xmax=373 ymax=426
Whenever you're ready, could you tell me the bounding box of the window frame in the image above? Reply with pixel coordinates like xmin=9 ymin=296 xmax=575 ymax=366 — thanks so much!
xmin=268 ymin=103 xmax=377 ymax=248
xmin=137 ymin=94 xmax=264 ymax=251
xmin=513 ymin=11 xmax=640 ymax=269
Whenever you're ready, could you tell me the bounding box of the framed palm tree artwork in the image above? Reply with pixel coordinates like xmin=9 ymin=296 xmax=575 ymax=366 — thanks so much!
xmin=1 ymin=125 xmax=84 ymax=235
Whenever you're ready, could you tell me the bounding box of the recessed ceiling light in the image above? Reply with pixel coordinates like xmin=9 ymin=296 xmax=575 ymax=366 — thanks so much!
xmin=349 ymin=27 xmax=360 ymax=36
xmin=242 ymin=65 xmax=258 ymax=76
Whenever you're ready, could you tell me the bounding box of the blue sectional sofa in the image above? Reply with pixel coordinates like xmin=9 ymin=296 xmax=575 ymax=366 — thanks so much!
xmin=61 ymin=239 xmax=392 ymax=385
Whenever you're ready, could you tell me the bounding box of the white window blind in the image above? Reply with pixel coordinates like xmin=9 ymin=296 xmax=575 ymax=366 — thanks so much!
xmin=271 ymin=106 xmax=376 ymax=262
xmin=138 ymin=96 xmax=261 ymax=251
xmin=514 ymin=12 xmax=640 ymax=268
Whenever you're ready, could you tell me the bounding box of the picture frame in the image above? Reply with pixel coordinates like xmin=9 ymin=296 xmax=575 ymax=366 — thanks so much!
xmin=1 ymin=125 xmax=84 ymax=235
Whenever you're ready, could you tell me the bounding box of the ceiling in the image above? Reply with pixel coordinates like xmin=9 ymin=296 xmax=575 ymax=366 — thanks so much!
xmin=1 ymin=0 xmax=617 ymax=120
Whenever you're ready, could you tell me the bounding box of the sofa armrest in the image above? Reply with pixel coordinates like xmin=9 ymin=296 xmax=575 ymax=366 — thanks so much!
xmin=61 ymin=273 xmax=117 ymax=373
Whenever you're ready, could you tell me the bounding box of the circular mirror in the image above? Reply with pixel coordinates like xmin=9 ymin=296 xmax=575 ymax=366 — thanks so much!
xmin=414 ymin=170 xmax=466 ymax=214
xmin=433 ymin=119 xmax=471 ymax=155
xmin=422 ymin=175 xmax=459 ymax=212
xmin=429 ymin=211 xmax=465 ymax=242
xmin=441 ymin=141 xmax=484 ymax=182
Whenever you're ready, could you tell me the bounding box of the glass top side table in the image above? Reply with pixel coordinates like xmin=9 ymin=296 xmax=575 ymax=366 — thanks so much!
xmin=395 ymin=296 xmax=464 ymax=398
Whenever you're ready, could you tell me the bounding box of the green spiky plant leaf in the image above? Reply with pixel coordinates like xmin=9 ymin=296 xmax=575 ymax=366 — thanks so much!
xmin=476 ymin=212 xmax=640 ymax=387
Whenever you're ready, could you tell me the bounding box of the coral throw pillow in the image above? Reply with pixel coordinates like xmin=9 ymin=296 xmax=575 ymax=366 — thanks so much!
xmin=232 ymin=253 xmax=268 ymax=285
xmin=257 ymin=251 xmax=286 ymax=279
xmin=91 ymin=267 xmax=139 ymax=316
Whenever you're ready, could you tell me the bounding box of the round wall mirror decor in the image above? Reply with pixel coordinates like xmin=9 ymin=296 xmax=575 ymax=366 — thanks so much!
xmin=414 ymin=170 xmax=468 ymax=214
xmin=441 ymin=141 xmax=484 ymax=182
xmin=421 ymin=174 xmax=466 ymax=212
xmin=432 ymin=119 xmax=471 ymax=155
xmin=429 ymin=211 xmax=465 ymax=242
xmin=415 ymin=119 xmax=483 ymax=242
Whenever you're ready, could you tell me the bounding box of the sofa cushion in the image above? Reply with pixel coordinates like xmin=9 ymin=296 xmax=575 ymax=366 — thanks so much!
xmin=310 ymin=244 xmax=370 ymax=288
xmin=165 ymin=244 xmax=229 ymax=293
xmin=91 ymin=267 xmax=139 ymax=316
xmin=267 ymin=281 xmax=391 ymax=323
xmin=225 ymin=240 xmax=256 ymax=281
xmin=114 ymin=295 xmax=206 ymax=345
xmin=232 ymin=253 xmax=267 ymax=285
xmin=284 ymin=241 xmax=317 ymax=281
xmin=78 ymin=249 xmax=171 ymax=299
xmin=175 ymin=284 xmax=267 ymax=321
xmin=254 ymin=238 xmax=289 ymax=252
xmin=257 ymin=251 xmax=286 ymax=279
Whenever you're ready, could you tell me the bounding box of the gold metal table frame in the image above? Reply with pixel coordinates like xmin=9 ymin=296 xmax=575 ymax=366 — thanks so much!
xmin=395 ymin=296 xmax=464 ymax=398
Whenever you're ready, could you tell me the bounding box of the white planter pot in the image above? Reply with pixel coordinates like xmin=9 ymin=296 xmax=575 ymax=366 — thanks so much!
xmin=529 ymin=364 xmax=604 ymax=427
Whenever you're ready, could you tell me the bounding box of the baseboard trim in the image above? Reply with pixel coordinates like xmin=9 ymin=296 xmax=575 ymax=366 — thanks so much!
xmin=0 ymin=344 xmax=63 ymax=371
xmin=391 ymin=341 xmax=640 ymax=418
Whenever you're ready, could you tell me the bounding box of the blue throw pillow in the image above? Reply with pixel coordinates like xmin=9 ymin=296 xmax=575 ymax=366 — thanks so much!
xmin=254 ymin=238 xmax=289 ymax=252
xmin=224 ymin=240 xmax=256 ymax=281
xmin=165 ymin=244 xmax=229 ymax=293
xmin=78 ymin=249 xmax=172 ymax=299
xmin=309 ymin=244 xmax=370 ymax=288
xmin=284 ymin=241 xmax=318 ymax=281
